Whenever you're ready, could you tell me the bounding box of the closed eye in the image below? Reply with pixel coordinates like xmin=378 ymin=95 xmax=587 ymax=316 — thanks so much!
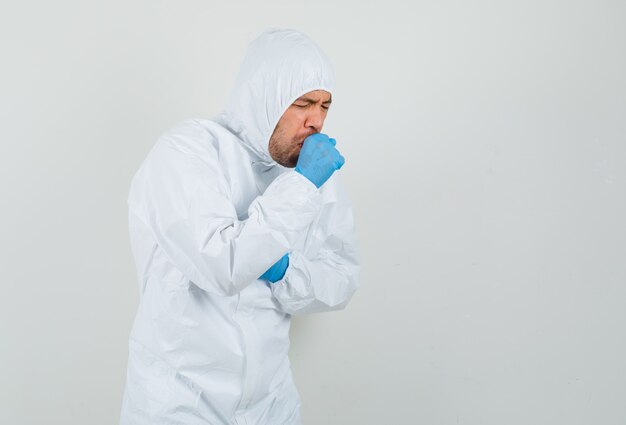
xmin=292 ymin=101 xmax=331 ymax=110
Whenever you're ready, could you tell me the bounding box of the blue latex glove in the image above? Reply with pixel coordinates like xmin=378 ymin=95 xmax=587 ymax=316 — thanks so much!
xmin=295 ymin=133 xmax=345 ymax=188
xmin=259 ymin=253 xmax=289 ymax=283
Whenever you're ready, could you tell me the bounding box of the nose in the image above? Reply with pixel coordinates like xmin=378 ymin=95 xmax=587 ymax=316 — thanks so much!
xmin=304 ymin=107 xmax=325 ymax=133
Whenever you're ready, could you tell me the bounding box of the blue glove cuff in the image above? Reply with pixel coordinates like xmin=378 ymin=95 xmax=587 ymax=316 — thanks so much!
xmin=295 ymin=167 xmax=320 ymax=189
xmin=259 ymin=254 xmax=290 ymax=283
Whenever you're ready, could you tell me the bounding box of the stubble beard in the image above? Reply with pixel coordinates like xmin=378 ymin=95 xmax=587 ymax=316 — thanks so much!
xmin=269 ymin=128 xmax=300 ymax=168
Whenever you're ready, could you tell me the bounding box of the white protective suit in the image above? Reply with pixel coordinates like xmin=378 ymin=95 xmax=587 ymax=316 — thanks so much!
xmin=120 ymin=29 xmax=360 ymax=425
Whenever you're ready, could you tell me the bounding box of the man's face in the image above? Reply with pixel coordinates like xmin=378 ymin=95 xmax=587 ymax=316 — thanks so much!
xmin=268 ymin=90 xmax=332 ymax=167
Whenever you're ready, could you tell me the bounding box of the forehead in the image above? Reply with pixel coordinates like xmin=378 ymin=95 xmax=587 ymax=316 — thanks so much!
xmin=295 ymin=90 xmax=332 ymax=103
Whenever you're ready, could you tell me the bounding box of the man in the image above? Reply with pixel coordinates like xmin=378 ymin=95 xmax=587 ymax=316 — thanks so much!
xmin=120 ymin=28 xmax=360 ymax=424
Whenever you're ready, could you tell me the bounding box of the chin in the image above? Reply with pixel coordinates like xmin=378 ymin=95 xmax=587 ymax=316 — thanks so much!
xmin=290 ymin=154 xmax=300 ymax=168
xmin=276 ymin=157 xmax=297 ymax=168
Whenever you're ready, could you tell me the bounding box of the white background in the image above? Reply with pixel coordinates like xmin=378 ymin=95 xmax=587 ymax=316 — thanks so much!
xmin=1 ymin=1 xmax=625 ymax=424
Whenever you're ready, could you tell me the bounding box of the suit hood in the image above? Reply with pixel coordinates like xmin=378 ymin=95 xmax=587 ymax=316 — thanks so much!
xmin=215 ymin=28 xmax=335 ymax=168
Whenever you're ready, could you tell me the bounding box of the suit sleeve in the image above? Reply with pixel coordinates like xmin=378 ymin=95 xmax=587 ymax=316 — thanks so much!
xmin=269 ymin=175 xmax=361 ymax=315
xmin=131 ymin=135 xmax=323 ymax=297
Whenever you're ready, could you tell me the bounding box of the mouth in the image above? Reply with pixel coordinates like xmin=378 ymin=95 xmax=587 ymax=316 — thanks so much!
xmin=299 ymin=133 xmax=314 ymax=147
